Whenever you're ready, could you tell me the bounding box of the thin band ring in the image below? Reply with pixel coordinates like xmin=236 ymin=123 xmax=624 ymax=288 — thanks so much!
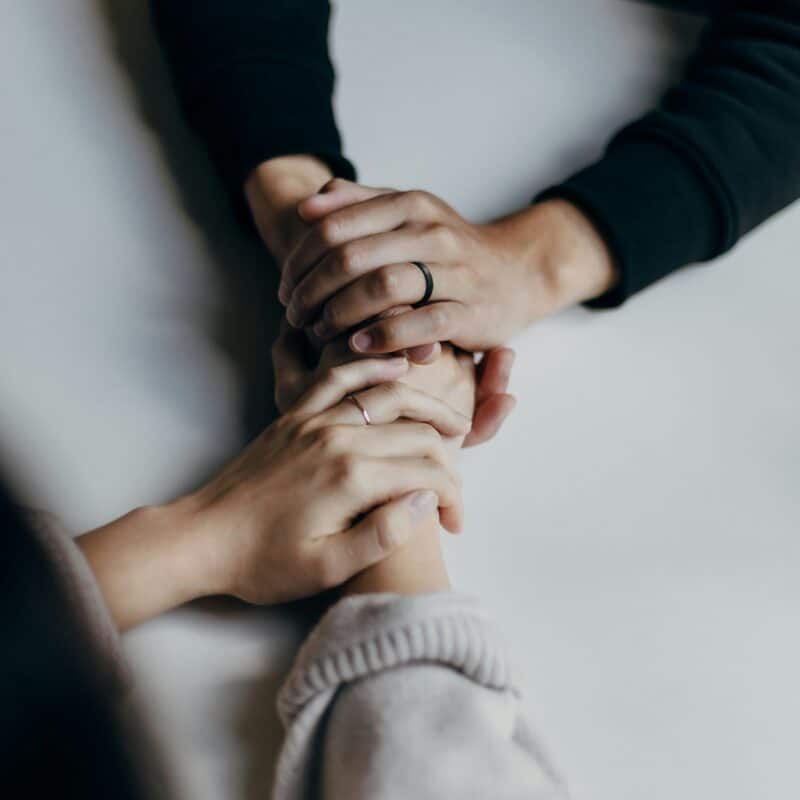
xmin=412 ymin=261 xmax=434 ymax=308
xmin=347 ymin=393 xmax=371 ymax=425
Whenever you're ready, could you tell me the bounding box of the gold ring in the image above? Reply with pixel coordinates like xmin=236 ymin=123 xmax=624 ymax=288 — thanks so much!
xmin=348 ymin=394 xmax=371 ymax=425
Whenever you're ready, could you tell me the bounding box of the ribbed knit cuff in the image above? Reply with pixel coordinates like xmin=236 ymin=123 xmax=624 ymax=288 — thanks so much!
xmin=26 ymin=510 xmax=129 ymax=692
xmin=278 ymin=592 xmax=516 ymax=726
xmin=538 ymin=134 xmax=729 ymax=307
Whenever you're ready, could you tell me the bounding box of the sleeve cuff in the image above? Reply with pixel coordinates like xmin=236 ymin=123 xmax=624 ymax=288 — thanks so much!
xmin=538 ymin=135 xmax=728 ymax=308
xmin=277 ymin=592 xmax=517 ymax=727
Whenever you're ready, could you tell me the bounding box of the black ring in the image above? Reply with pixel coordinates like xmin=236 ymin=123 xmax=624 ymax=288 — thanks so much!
xmin=412 ymin=261 xmax=434 ymax=308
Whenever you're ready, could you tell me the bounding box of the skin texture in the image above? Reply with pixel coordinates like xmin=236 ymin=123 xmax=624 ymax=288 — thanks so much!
xmin=79 ymin=357 xmax=469 ymax=630
xmin=279 ymin=179 xmax=618 ymax=355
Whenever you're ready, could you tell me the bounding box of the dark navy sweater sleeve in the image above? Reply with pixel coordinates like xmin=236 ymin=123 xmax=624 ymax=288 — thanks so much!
xmin=150 ymin=0 xmax=355 ymax=196
xmin=541 ymin=0 xmax=800 ymax=306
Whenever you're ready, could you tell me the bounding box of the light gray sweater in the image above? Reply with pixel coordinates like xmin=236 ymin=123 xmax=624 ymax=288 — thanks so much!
xmin=38 ymin=519 xmax=567 ymax=800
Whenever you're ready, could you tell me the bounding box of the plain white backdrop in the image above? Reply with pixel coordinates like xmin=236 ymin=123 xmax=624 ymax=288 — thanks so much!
xmin=1 ymin=2 xmax=798 ymax=799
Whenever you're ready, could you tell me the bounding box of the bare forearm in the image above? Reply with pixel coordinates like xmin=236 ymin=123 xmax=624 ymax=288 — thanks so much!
xmin=488 ymin=198 xmax=619 ymax=323
xmin=76 ymin=500 xmax=221 ymax=632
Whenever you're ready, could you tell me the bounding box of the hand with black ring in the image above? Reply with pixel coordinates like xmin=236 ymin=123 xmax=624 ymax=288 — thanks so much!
xmin=278 ymin=178 xmax=617 ymax=356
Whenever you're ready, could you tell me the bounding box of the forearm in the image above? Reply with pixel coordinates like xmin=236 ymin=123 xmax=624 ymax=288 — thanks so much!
xmin=76 ymin=500 xmax=221 ymax=632
xmin=489 ymin=198 xmax=618 ymax=322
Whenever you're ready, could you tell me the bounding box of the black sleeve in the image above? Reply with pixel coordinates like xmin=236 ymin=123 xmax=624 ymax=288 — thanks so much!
xmin=540 ymin=0 xmax=800 ymax=307
xmin=150 ymin=0 xmax=356 ymax=197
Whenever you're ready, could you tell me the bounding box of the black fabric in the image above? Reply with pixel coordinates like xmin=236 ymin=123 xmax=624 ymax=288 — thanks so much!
xmin=151 ymin=1 xmax=800 ymax=305
xmin=150 ymin=0 xmax=356 ymax=193
xmin=0 ymin=484 xmax=151 ymax=800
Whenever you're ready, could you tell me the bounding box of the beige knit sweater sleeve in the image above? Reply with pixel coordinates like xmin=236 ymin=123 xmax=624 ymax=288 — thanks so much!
xmin=274 ymin=592 xmax=567 ymax=800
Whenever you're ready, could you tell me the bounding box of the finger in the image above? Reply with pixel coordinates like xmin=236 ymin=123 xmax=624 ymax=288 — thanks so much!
xmin=335 ymin=456 xmax=462 ymax=533
xmin=282 ymin=189 xmax=447 ymax=299
xmin=475 ymin=348 xmax=515 ymax=403
xmin=287 ymin=226 xmax=457 ymax=327
xmin=350 ymin=302 xmax=466 ymax=355
xmin=312 ymin=422 xmax=452 ymax=466
xmin=317 ymin=490 xmax=439 ymax=584
xmin=463 ymin=393 xmax=517 ymax=448
xmin=271 ymin=323 xmax=316 ymax=412
xmin=292 ymin=357 xmax=409 ymax=417
xmin=319 ymin=380 xmax=471 ymax=437
xmin=297 ymin=179 xmax=390 ymax=222
xmin=310 ymin=261 xmax=450 ymax=339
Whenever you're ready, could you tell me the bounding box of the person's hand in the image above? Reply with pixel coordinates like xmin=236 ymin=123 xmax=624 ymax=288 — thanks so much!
xmin=79 ymin=357 xmax=469 ymax=628
xmin=188 ymin=356 xmax=470 ymax=605
xmin=245 ymin=158 xmax=439 ymax=365
xmin=272 ymin=322 xmax=515 ymax=448
xmin=278 ymin=179 xmax=617 ymax=355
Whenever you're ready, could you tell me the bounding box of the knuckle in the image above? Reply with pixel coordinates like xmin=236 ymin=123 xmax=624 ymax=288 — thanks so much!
xmin=428 ymin=223 xmax=458 ymax=254
xmin=370 ymin=267 xmax=401 ymax=299
xmin=405 ymin=189 xmax=436 ymax=216
xmin=334 ymin=243 xmax=361 ymax=276
xmin=316 ymin=424 xmax=348 ymax=453
xmin=427 ymin=304 xmax=451 ymax=334
xmin=333 ymin=453 xmax=363 ymax=488
xmin=322 ymin=364 xmax=344 ymax=387
xmin=317 ymin=216 xmax=343 ymax=247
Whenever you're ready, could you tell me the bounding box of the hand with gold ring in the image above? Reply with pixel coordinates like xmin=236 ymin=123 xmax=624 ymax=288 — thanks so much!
xmin=272 ymin=321 xmax=516 ymax=448
xmin=177 ymin=356 xmax=467 ymax=607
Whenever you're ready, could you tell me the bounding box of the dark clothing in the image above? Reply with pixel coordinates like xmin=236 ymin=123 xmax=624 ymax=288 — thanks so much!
xmin=151 ymin=1 xmax=800 ymax=306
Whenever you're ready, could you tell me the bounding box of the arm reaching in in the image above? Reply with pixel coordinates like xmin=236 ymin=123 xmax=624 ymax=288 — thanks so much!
xmin=77 ymin=357 xmax=469 ymax=630
xmin=273 ymin=344 xmax=566 ymax=799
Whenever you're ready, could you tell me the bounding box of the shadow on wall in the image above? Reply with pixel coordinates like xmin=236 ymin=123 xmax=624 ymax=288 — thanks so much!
xmin=94 ymin=0 xmax=284 ymax=449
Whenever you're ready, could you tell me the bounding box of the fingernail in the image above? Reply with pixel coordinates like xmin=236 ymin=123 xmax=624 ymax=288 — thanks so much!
xmin=351 ymin=331 xmax=373 ymax=352
xmin=278 ymin=284 xmax=290 ymax=305
xmin=287 ymin=307 xmax=301 ymax=328
xmin=407 ymin=490 xmax=437 ymax=520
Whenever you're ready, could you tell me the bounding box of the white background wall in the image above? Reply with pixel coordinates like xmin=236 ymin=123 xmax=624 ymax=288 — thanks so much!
xmin=1 ymin=2 xmax=798 ymax=799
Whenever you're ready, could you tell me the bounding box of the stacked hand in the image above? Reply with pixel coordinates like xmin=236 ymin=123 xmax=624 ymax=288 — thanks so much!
xmin=246 ymin=162 xmax=521 ymax=447
xmin=79 ymin=356 xmax=469 ymax=628
xmin=278 ymin=178 xmax=616 ymax=356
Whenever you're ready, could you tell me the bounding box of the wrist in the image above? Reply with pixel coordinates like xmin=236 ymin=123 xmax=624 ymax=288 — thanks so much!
xmin=77 ymin=498 xmax=221 ymax=630
xmin=244 ymin=155 xmax=333 ymax=263
xmin=491 ymin=198 xmax=618 ymax=323
xmin=342 ymin=517 xmax=451 ymax=597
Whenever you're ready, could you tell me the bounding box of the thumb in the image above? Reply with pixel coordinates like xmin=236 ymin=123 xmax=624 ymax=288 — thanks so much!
xmin=297 ymin=178 xmax=390 ymax=222
xmin=323 ymin=490 xmax=438 ymax=580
